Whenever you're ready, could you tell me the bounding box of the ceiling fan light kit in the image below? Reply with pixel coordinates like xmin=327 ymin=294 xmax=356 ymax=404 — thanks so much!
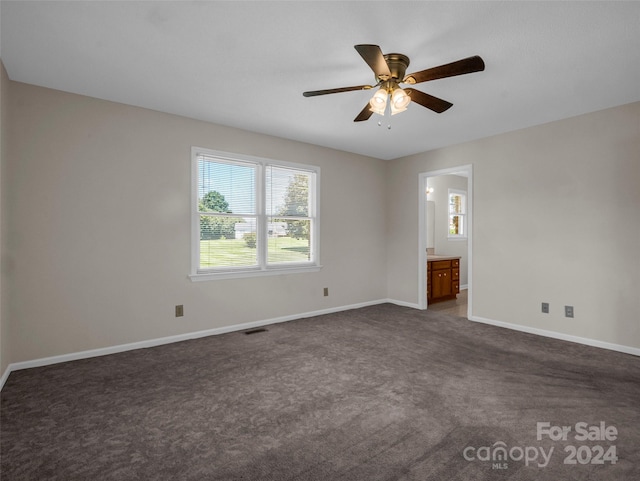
xmin=369 ymin=88 xmax=388 ymax=115
xmin=303 ymin=44 xmax=485 ymax=123
xmin=390 ymin=88 xmax=411 ymax=114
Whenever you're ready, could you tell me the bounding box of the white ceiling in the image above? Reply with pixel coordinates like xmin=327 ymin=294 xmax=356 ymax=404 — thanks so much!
xmin=2 ymin=1 xmax=639 ymax=160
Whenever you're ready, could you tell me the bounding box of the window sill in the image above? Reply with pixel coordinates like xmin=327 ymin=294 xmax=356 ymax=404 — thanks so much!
xmin=189 ymin=265 xmax=322 ymax=282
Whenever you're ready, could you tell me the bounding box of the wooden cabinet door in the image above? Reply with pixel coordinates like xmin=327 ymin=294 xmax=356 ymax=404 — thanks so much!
xmin=432 ymin=269 xmax=452 ymax=298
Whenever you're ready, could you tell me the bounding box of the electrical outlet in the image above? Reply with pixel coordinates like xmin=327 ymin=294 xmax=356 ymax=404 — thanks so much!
xmin=175 ymin=305 xmax=184 ymax=317
xmin=565 ymin=305 xmax=574 ymax=318
xmin=323 ymin=287 xmax=329 ymax=297
xmin=541 ymin=302 xmax=549 ymax=314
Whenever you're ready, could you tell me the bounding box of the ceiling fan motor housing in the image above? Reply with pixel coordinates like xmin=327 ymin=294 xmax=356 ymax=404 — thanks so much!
xmin=381 ymin=53 xmax=410 ymax=83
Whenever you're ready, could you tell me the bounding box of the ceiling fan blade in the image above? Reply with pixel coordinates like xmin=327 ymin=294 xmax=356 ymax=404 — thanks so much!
xmin=354 ymin=44 xmax=392 ymax=80
xmin=404 ymin=56 xmax=485 ymax=84
xmin=405 ymin=88 xmax=453 ymax=113
xmin=303 ymin=85 xmax=372 ymax=97
xmin=354 ymin=103 xmax=374 ymax=122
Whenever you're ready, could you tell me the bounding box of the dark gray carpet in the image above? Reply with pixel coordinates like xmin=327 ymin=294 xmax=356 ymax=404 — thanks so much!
xmin=2 ymin=303 xmax=639 ymax=480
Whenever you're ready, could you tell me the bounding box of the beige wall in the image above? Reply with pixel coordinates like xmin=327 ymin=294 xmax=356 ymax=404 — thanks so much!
xmin=5 ymin=81 xmax=388 ymax=363
xmin=388 ymin=101 xmax=640 ymax=349
xmin=3 ymin=78 xmax=639 ymax=367
xmin=0 ymin=61 xmax=8 ymax=375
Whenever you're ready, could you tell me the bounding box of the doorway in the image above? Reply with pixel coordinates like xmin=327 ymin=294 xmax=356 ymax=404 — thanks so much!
xmin=418 ymin=165 xmax=473 ymax=318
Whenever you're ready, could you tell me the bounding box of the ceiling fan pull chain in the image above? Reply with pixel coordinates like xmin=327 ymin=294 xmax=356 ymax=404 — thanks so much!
xmin=386 ymin=102 xmax=392 ymax=129
xmin=377 ymin=103 xmax=392 ymax=130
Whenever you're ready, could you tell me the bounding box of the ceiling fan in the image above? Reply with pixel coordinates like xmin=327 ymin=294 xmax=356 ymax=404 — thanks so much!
xmin=303 ymin=44 xmax=485 ymax=122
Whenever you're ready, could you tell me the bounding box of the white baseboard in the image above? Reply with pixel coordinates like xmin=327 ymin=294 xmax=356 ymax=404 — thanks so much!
xmin=470 ymin=315 xmax=640 ymax=357
xmin=0 ymin=365 xmax=11 ymax=392
xmin=1 ymin=298 xmax=406 ymax=391
xmin=384 ymin=298 xmax=421 ymax=309
xmin=4 ymin=301 xmax=636 ymax=392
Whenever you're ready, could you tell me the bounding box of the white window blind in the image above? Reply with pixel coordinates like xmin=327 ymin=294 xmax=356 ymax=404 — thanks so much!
xmin=266 ymin=166 xmax=314 ymax=265
xmin=191 ymin=148 xmax=320 ymax=280
xmin=197 ymin=155 xmax=257 ymax=269
xmin=448 ymin=189 xmax=467 ymax=238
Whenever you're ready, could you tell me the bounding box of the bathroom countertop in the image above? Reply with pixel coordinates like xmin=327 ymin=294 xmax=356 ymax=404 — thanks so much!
xmin=427 ymin=255 xmax=461 ymax=261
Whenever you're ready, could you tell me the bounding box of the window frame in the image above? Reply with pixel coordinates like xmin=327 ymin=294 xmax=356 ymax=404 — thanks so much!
xmin=190 ymin=147 xmax=321 ymax=281
xmin=447 ymin=188 xmax=467 ymax=240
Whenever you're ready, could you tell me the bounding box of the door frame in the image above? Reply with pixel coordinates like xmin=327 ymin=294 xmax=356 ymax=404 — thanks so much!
xmin=418 ymin=164 xmax=473 ymax=317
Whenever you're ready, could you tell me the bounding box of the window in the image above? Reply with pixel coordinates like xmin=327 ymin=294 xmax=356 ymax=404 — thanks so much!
xmin=191 ymin=148 xmax=320 ymax=280
xmin=448 ymin=189 xmax=467 ymax=239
